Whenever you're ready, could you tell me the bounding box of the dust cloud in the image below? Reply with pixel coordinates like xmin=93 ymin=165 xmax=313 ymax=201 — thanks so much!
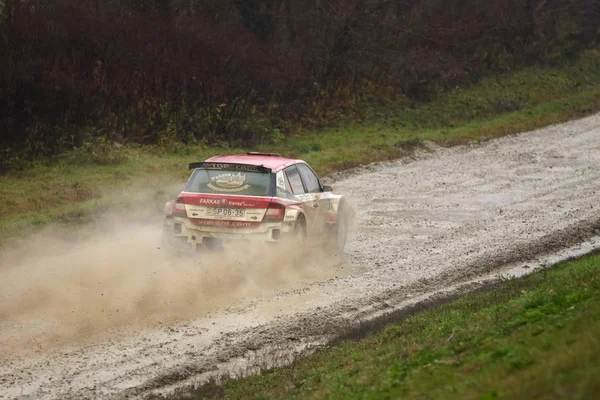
xmin=0 ymin=215 xmax=344 ymax=357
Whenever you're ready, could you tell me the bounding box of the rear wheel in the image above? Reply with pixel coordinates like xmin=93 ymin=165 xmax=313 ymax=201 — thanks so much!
xmin=293 ymin=216 xmax=307 ymax=249
xmin=283 ymin=215 xmax=307 ymax=262
xmin=329 ymin=202 xmax=349 ymax=254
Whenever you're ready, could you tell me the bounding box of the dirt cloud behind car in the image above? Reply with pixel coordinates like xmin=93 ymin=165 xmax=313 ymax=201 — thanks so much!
xmin=0 ymin=217 xmax=347 ymax=358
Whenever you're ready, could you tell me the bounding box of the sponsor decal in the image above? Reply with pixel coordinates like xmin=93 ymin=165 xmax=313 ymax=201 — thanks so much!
xmin=277 ymin=175 xmax=285 ymax=189
xmin=196 ymin=198 xmax=257 ymax=207
xmin=199 ymin=198 xmax=223 ymax=205
xmin=203 ymin=163 xmax=262 ymax=171
xmin=192 ymin=219 xmax=254 ymax=227
xmin=284 ymin=212 xmax=297 ymax=221
xmin=227 ymin=200 xmax=250 ymax=207
xmin=208 ymin=172 xmax=252 ymax=193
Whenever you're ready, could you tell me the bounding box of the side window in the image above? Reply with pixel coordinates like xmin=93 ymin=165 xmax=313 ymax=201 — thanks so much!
xmin=297 ymin=164 xmax=321 ymax=193
xmin=285 ymin=166 xmax=306 ymax=195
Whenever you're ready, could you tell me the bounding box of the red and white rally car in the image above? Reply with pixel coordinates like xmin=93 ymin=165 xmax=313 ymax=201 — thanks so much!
xmin=162 ymin=152 xmax=350 ymax=253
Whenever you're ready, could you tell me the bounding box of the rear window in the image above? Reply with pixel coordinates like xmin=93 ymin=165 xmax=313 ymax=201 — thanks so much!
xmin=185 ymin=169 xmax=274 ymax=196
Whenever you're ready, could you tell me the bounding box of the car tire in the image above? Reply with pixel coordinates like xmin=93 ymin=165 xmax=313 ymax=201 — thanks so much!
xmin=329 ymin=201 xmax=349 ymax=254
xmin=283 ymin=215 xmax=307 ymax=262
xmin=294 ymin=215 xmax=307 ymax=248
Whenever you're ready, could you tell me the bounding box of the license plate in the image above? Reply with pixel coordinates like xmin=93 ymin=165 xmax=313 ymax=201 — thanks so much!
xmin=207 ymin=207 xmax=246 ymax=218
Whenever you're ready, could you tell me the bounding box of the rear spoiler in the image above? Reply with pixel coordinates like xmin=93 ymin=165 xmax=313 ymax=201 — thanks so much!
xmin=188 ymin=162 xmax=272 ymax=173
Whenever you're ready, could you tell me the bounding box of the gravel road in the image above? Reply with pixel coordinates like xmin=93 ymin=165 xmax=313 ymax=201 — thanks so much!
xmin=1 ymin=114 xmax=600 ymax=399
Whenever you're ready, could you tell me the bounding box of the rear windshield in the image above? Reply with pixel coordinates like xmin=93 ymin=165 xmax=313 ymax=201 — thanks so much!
xmin=184 ymin=169 xmax=274 ymax=196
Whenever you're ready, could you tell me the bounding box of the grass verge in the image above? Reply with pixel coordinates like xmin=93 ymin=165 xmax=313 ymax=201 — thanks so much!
xmin=177 ymin=251 xmax=600 ymax=400
xmin=2 ymin=51 xmax=600 ymax=243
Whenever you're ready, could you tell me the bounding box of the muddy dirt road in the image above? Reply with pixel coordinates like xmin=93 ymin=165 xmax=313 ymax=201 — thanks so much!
xmin=2 ymin=114 xmax=600 ymax=399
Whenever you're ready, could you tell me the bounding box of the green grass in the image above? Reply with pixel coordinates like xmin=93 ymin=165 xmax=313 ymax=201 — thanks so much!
xmin=179 ymin=251 xmax=600 ymax=400
xmin=2 ymin=50 xmax=600 ymax=243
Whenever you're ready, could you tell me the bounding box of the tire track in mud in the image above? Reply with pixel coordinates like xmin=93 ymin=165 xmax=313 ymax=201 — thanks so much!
xmin=2 ymin=114 xmax=600 ymax=399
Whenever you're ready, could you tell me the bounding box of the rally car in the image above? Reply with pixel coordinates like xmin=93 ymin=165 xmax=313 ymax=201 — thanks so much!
xmin=162 ymin=152 xmax=350 ymax=253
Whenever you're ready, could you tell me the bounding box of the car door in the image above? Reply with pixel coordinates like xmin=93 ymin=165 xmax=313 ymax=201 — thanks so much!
xmin=296 ymin=163 xmax=328 ymax=235
xmin=283 ymin=165 xmax=320 ymax=235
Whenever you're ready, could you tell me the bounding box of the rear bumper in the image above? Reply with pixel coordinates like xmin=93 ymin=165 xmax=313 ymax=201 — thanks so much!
xmin=163 ymin=216 xmax=294 ymax=247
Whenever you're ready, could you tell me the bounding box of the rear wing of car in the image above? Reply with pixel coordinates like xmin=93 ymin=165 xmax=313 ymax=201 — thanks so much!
xmin=188 ymin=162 xmax=272 ymax=173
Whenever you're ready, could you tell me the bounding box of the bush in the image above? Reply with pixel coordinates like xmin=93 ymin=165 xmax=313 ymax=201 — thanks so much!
xmin=0 ymin=0 xmax=598 ymax=170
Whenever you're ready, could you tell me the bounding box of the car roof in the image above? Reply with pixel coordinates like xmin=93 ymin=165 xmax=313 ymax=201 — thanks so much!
xmin=204 ymin=153 xmax=303 ymax=172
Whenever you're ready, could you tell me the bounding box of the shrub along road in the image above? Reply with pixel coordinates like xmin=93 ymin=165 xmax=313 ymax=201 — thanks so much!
xmin=1 ymin=114 xmax=600 ymax=399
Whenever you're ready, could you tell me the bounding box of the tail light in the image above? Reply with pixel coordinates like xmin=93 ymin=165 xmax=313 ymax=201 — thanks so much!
xmin=172 ymin=197 xmax=187 ymax=216
xmin=264 ymin=202 xmax=285 ymax=221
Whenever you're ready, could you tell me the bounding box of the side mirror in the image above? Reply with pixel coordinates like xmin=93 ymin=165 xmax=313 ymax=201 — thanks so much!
xmin=323 ymin=185 xmax=333 ymax=192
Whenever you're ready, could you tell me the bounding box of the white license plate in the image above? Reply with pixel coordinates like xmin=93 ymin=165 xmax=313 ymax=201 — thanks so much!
xmin=207 ymin=207 xmax=246 ymax=218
